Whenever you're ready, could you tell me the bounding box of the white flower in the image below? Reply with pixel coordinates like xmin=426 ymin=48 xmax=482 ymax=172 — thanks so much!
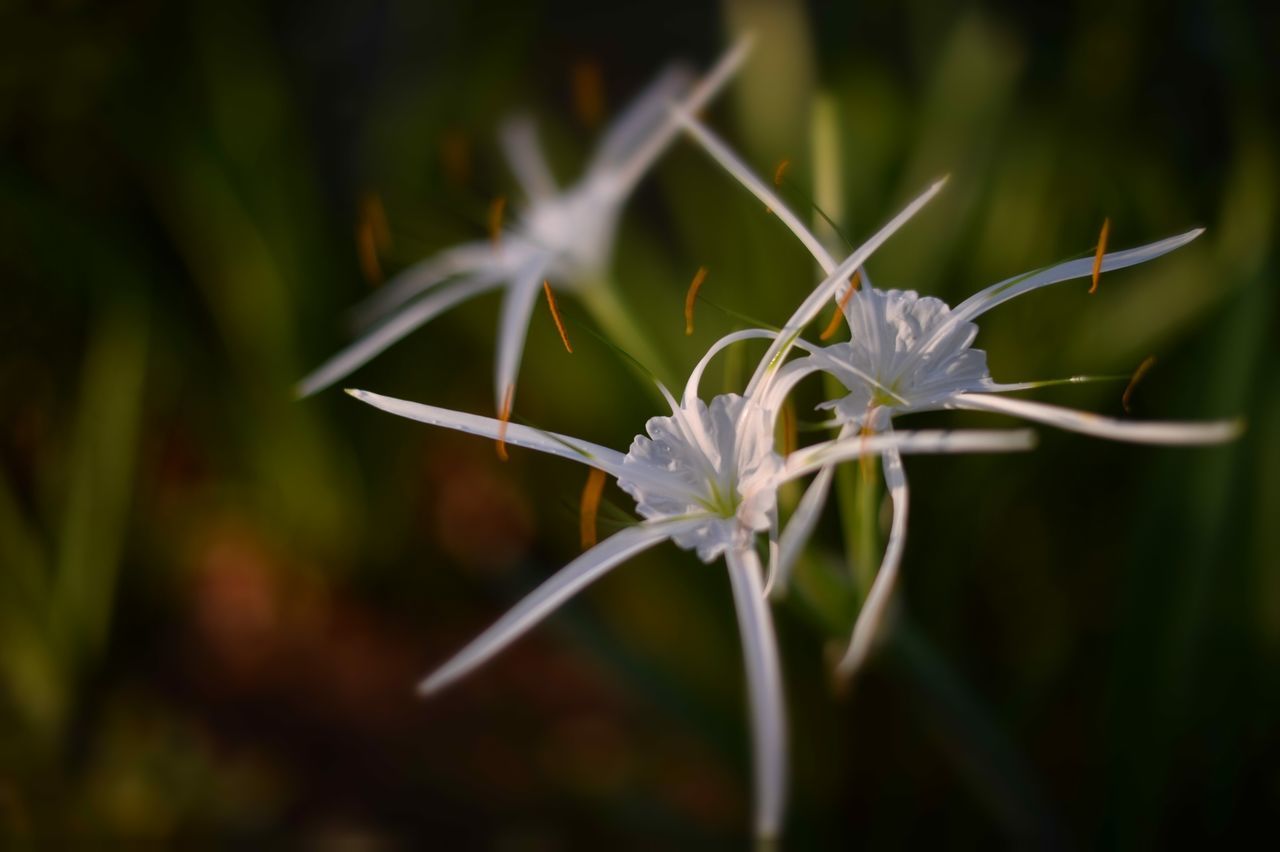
xmin=296 ymin=38 xmax=753 ymax=412
xmin=344 ymin=356 xmax=1032 ymax=838
xmin=678 ymin=113 xmax=1242 ymax=677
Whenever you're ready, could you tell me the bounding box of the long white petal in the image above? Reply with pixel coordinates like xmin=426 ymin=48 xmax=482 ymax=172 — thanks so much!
xmin=746 ymin=178 xmax=949 ymax=396
xmin=951 ymin=228 xmax=1204 ymax=324
xmin=418 ymin=523 xmax=686 ymax=696
xmin=606 ymin=36 xmax=754 ymax=198
xmin=952 ymin=392 xmax=1243 ymax=445
xmin=349 ymin=242 xmax=494 ymax=330
xmin=345 ymin=388 xmax=627 ymax=470
xmin=493 ymin=258 xmax=550 ymax=413
xmin=781 ymin=429 xmax=1036 ymax=482
xmin=725 ymin=545 xmax=788 ymax=840
xmin=677 ymin=114 xmax=836 ymax=273
xmin=837 ymin=445 xmax=908 ymax=678
xmin=773 ymin=462 xmax=835 ymax=599
xmin=589 ymin=65 xmax=693 ymax=173
xmin=499 ymin=114 xmax=559 ymax=201
xmin=296 ymin=273 xmax=504 ymax=398
xmin=682 ymin=328 xmax=779 ymax=407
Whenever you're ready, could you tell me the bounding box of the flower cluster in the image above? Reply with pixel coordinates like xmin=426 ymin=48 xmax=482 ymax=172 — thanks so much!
xmin=303 ymin=41 xmax=1240 ymax=842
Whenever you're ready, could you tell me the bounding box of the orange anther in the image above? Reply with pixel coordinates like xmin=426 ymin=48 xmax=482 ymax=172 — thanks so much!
xmin=579 ymin=468 xmax=607 ymax=550
xmin=356 ymin=192 xmax=391 ymax=286
xmin=542 ymin=281 xmax=573 ymax=353
xmin=1122 ymin=355 xmax=1157 ymax=414
xmin=496 ymin=384 xmax=514 ymax=461
xmin=684 ymin=265 xmax=709 ymax=336
xmin=488 ymin=196 xmax=507 ymax=248
xmin=819 ymin=270 xmax=861 ymax=341
xmin=571 ymin=60 xmax=605 ymax=128
xmin=1090 ymin=217 xmax=1110 ymax=294
xmin=773 ymin=159 xmax=791 ymax=187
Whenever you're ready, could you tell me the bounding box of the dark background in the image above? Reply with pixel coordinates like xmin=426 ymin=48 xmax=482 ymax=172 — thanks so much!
xmin=2 ymin=0 xmax=1276 ymax=847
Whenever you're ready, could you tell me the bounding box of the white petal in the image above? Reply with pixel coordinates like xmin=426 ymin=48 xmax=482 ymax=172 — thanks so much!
xmin=951 ymin=229 xmax=1204 ymax=323
xmin=589 ymin=65 xmax=693 ymax=174
xmin=773 ymin=462 xmax=835 ymax=599
xmin=681 ymin=328 xmax=779 ymax=408
xmin=344 ymin=388 xmax=628 ymax=471
xmin=349 ymin=242 xmax=494 ymax=331
xmin=499 ymin=114 xmax=559 ymax=201
xmin=606 ymin=36 xmax=754 ymax=198
xmin=296 ymin=273 xmax=504 ymax=398
xmin=418 ymin=523 xmax=686 ymax=696
xmin=951 ymin=392 xmax=1243 ymax=445
xmin=725 ymin=545 xmax=788 ymax=840
xmin=493 ymin=258 xmax=551 ymax=413
xmin=677 ymin=114 xmax=836 ymax=273
xmin=781 ymin=429 xmax=1036 ymax=482
xmin=837 ymin=446 xmax=908 ymax=678
xmin=746 ymin=177 xmax=949 ymax=396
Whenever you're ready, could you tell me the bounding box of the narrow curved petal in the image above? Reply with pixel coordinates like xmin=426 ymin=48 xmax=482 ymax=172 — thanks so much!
xmin=725 ymin=545 xmax=788 ymax=840
xmin=606 ymin=36 xmax=754 ymax=198
xmin=681 ymin=328 xmax=779 ymax=407
xmin=746 ymin=177 xmax=949 ymax=396
xmin=349 ymin=242 xmax=494 ymax=331
xmin=837 ymin=446 xmax=908 ymax=678
xmin=589 ymin=65 xmax=693 ymax=174
xmin=951 ymin=229 xmax=1204 ymax=324
xmin=781 ymin=429 xmax=1036 ymax=483
xmin=500 ymin=114 xmax=559 ymax=201
xmin=773 ymin=462 xmax=835 ymax=599
xmin=493 ymin=258 xmax=552 ymax=413
xmin=418 ymin=522 xmax=690 ymax=696
xmin=296 ymin=273 xmax=504 ymax=398
xmin=677 ymin=114 xmax=836 ymax=273
xmin=981 ymin=374 xmax=1126 ymax=393
xmin=952 ymin=392 xmax=1243 ymax=445
xmin=345 ymin=388 xmax=627 ymax=471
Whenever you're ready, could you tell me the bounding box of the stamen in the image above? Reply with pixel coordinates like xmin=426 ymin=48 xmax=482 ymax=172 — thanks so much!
xmin=496 ymin=384 xmax=514 ymax=461
xmin=571 ymin=60 xmax=605 ymax=128
xmin=1089 ymin=217 xmax=1110 ymax=294
xmin=818 ymin=270 xmax=861 ymax=341
xmin=1122 ymin=355 xmax=1157 ymax=413
xmin=542 ymin=281 xmax=573 ymax=353
xmin=684 ymin=265 xmax=709 ymax=336
xmin=859 ymin=399 xmax=876 ymax=484
xmin=488 ymin=195 xmax=507 ymax=248
xmin=773 ymin=159 xmax=791 ymax=187
xmin=579 ymin=468 xmax=607 ymax=550
xmin=355 ymin=192 xmax=391 ymax=285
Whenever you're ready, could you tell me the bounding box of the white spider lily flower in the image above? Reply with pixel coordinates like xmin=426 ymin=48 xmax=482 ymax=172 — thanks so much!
xmin=678 ymin=114 xmax=1242 ymax=677
xmin=296 ymin=38 xmax=752 ymax=409
xmin=344 ymin=377 xmax=1032 ymax=839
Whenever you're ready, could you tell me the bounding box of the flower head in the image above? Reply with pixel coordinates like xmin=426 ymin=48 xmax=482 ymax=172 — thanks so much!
xmin=296 ymin=40 xmax=752 ymax=413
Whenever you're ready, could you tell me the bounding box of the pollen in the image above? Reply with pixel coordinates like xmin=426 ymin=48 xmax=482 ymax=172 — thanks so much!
xmin=684 ymin=265 xmax=709 ymax=336
xmin=542 ymin=281 xmax=573 ymax=353
xmin=488 ymin=195 xmax=507 ymax=248
xmin=496 ymin=384 xmax=514 ymax=461
xmin=1090 ymin=217 xmax=1110 ymax=294
xmin=819 ymin=270 xmax=861 ymax=341
xmin=579 ymin=468 xmax=607 ymax=550
xmin=1122 ymin=355 xmax=1157 ymax=413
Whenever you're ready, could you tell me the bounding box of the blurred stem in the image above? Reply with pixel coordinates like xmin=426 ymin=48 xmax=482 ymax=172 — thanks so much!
xmin=579 ymin=278 xmax=675 ymax=387
xmin=822 ymin=374 xmax=879 ymax=605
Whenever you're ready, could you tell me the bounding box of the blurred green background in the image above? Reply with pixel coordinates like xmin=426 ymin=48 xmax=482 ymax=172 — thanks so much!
xmin=1 ymin=0 xmax=1276 ymax=846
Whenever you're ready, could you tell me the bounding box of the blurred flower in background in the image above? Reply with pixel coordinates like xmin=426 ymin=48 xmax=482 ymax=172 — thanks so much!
xmin=0 ymin=0 xmax=1275 ymax=846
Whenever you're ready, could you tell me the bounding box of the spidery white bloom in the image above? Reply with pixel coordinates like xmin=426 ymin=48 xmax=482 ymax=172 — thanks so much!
xmin=344 ymin=338 xmax=1033 ymax=838
xmin=296 ymin=38 xmax=752 ymax=412
xmin=678 ymin=112 xmax=1242 ymax=677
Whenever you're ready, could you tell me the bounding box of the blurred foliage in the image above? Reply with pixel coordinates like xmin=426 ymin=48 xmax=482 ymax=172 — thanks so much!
xmin=1 ymin=0 xmax=1276 ymax=846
